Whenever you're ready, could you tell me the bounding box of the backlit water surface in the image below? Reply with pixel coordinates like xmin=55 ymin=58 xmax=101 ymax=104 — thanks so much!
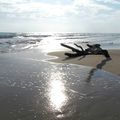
xmin=0 ymin=53 xmax=120 ymax=120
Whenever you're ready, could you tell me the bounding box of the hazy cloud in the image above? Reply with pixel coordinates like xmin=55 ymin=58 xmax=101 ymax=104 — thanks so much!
xmin=0 ymin=0 xmax=119 ymax=19
xmin=0 ymin=0 xmax=120 ymax=32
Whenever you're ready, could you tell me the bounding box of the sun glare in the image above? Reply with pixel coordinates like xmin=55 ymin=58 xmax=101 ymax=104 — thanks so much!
xmin=48 ymin=72 xmax=67 ymax=111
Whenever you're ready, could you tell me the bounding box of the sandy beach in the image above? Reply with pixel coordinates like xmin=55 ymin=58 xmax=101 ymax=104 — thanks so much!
xmin=48 ymin=50 xmax=120 ymax=76
xmin=0 ymin=50 xmax=120 ymax=120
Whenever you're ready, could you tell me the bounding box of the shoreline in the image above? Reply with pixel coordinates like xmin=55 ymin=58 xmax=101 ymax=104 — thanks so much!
xmin=47 ymin=50 xmax=120 ymax=76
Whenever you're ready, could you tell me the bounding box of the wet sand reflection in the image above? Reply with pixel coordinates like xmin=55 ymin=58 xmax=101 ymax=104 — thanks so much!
xmin=0 ymin=56 xmax=120 ymax=120
xmin=86 ymin=57 xmax=112 ymax=82
xmin=48 ymin=72 xmax=67 ymax=112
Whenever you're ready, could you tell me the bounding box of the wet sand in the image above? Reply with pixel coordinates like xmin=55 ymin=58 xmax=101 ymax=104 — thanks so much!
xmin=0 ymin=51 xmax=120 ymax=120
xmin=47 ymin=50 xmax=120 ymax=76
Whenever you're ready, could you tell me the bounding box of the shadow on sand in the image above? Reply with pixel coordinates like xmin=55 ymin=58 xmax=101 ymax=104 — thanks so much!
xmin=62 ymin=55 xmax=112 ymax=83
xmin=86 ymin=57 xmax=112 ymax=82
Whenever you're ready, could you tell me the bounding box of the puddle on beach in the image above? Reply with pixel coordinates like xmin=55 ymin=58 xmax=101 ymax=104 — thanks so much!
xmin=0 ymin=57 xmax=120 ymax=120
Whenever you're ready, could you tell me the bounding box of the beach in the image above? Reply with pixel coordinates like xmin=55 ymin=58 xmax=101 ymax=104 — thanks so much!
xmin=1 ymin=0 xmax=120 ymax=118
xmin=48 ymin=50 xmax=120 ymax=76
xmin=0 ymin=33 xmax=120 ymax=120
xmin=0 ymin=50 xmax=120 ymax=120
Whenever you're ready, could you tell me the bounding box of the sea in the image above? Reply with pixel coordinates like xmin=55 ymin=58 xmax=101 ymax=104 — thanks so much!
xmin=0 ymin=32 xmax=120 ymax=120
xmin=0 ymin=32 xmax=120 ymax=53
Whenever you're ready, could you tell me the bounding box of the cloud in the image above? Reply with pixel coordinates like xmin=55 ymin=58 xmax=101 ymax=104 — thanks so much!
xmin=0 ymin=0 xmax=73 ymax=18
xmin=99 ymin=0 xmax=120 ymax=4
xmin=0 ymin=0 xmax=119 ymax=20
xmin=0 ymin=0 xmax=120 ymax=32
xmin=73 ymin=0 xmax=112 ymax=14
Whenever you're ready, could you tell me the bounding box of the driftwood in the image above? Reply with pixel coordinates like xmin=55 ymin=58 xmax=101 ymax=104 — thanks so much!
xmin=61 ymin=43 xmax=111 ymax=58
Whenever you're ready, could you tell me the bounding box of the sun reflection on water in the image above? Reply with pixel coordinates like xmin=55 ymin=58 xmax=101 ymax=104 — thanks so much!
xmin=49 ymin=72 xmax=67 ymax=111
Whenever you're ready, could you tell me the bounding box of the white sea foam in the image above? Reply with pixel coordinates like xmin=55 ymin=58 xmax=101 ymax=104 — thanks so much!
xmin=0 ymin=32 xmax=120 ymax=53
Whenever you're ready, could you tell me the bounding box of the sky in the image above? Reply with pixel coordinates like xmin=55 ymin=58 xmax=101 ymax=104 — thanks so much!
xmin=0 ymin=0 xmax=120 ymax=32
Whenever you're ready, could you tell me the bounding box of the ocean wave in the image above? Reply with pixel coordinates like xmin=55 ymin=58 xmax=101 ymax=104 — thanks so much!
xmin=0 ymin=32 xmax=51 ymax=39
xmin=0 ymin=32 xmax=120 ymax=53
xmin=0 ymin=33 xmax=44 ymax=53
xmin=0 ymin=32 xmax=17 ymax=39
